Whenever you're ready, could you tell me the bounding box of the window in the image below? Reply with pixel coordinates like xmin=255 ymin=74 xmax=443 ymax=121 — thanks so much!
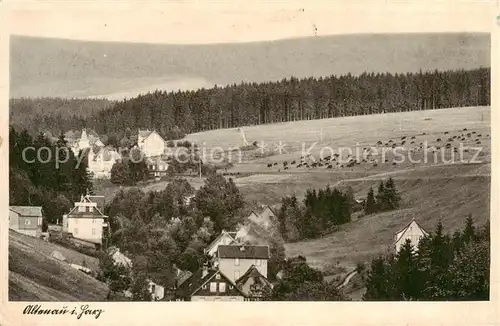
xmin=78 ymin=206 xmax=85 ymax=212
xmin=25 ymin=219 xmax=31 ymax=226
xmin=215 ymin=274 xmax=221 ymax=280
xmin=234 ymin=271 xmax=240 ymax=280
xmin=219 ymin=283 xmax=226 ymax=292
xmin=256 ymin=259 xmax=261 ymax=266
xmin=92 ymin=228 xmax=96 ymax=236
xmin=74 ymin=228 xmax=78 ymax=235
xmin=210 ymin=282 xmax=217 ymax=293
xmin=229 ymin=285 xmax=233 ymax=290
xmin=38 ymin=217 xmax=42 ymax=226
xmin=202 ymin=284 xmax=207 ymax=290
xmin=234 ymin=258 xmax=240 ymax=266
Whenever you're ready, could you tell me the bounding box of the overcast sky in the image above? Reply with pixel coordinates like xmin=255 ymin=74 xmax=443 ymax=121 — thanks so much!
xmin=6 ymin=2 xmax=494 ymax=44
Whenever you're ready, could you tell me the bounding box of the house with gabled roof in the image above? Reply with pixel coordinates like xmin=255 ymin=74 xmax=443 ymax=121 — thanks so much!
xmin=204 ymin=230 xmax=240 ymax=258
xmin=235 ymin=265 xmax=272 ymax=300
xmin=175 ymin=265 xmax=246 ymax=301
xmin=62 ymin=194 xmax=109 ymax=249
xmin=216 ymin=244 xmax=270 ymax=282
xmin=136 ymin=129 xmax=165 ymax=157
xmin=247 ymin=205 xmax=277 ymax=230
xmin=393 ymin=218 xmax=429 ymax=253
xmin=9 ymin=206 xmax=43 ymax=238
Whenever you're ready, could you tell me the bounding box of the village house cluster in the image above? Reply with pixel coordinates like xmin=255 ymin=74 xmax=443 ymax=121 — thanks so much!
xmin=9 ymin=193 xmax=429 ymax=301
xmin=63 ymin=128 xmax=169 ymax=179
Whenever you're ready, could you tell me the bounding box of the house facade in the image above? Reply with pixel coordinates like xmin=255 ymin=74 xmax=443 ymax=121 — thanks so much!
xmin=9 ymin=206 xmax=43 ymax=237
xmin=146 ymin=157 xmax=169 ymax=178
xmin=393 ymin=218 xmax=429 ymax=252
xmin=62 ymin=195 xmax=109 ymax=248
xmin=216 ymin=244 xmax=269 ymax=282
xmin=175 ymin=266 xmax=246 ymax=301
xmin=137 ymin=129 xmax=165 ymax=157
xmin=88 ymin=146 xmax=122 ymax=179
xmin=235 ymin=265 xmax=273 ymax=300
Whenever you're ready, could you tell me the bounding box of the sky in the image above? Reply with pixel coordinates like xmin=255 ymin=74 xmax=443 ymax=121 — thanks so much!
xmin=5 ymin=1 xmax=495 ymax=45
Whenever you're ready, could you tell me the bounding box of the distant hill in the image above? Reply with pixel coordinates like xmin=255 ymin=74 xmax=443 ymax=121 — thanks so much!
xmin=10 ymin=33 xmax=490 ymax=99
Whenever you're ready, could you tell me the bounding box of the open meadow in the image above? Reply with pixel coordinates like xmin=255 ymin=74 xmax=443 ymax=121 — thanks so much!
xmin=185 ymin=106 xmax=491 ymax=280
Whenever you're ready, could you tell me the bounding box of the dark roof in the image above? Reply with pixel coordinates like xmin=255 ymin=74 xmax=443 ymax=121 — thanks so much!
xmin=235 ymin=265 xmax=270 ymax=286
xmin=176 ymin=267 xmax=245 ymax=298
xmin=9 ymin=206 xmax=43 ymax=217
xmin=217 ymin=245 xmax=269 ymax=259
xmin=66 ymin=205 xmax=107 ymax=219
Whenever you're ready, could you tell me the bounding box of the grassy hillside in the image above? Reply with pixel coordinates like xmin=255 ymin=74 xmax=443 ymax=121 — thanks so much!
xmin=10 ymin=33 xmax=489 ymax=99
xmin=284 ymin=164 xmax=490 ymax=272
xmin=8 ymin=230 xmax=108 ymax=301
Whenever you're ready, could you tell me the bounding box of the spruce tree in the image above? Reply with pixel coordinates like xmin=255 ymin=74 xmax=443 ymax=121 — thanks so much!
xmin=384 ymin=177 xmax=401 ymax=210
xmin=463 ymin=214 xmax=475 ymax=244
xmin=375 ymin=181 xmax=387 ymax=211
xmin=365 ymin=187 xmax=377 ymax=214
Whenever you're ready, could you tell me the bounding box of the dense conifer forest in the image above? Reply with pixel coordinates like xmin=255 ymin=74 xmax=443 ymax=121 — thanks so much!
xmin=10 ymin=68 xmax=490 ymax=140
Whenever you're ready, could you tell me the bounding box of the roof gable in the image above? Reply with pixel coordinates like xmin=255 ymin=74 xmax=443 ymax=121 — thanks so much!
xmin=205 ymin=231 xmax=237 ymax=254
xmin=394 ymin=219 xmax=429 ymax=244
xmin=236 ymin=265 xmax=269 ymax=285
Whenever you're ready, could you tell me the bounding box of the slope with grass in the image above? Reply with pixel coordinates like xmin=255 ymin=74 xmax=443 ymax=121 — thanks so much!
xmin=284 ymin=164 xmax=490 ymax=272
xmin=8 ymin=230 xmax=108 ymax=301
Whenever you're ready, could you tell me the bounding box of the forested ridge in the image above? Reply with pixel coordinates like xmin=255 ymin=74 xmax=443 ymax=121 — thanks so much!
xmin=10 ymin=68 xmax=490 ymax=140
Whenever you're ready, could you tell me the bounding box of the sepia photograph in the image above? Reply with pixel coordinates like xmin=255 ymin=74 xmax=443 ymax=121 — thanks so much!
xmin=1 ymin=2 xmax=498 ymax=325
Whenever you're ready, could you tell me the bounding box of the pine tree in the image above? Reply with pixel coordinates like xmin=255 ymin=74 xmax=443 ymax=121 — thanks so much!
xmin=364 ymin=187 xmax=377 ymax=214
xmin=375 ymin=181 xmax=387 ymax=211
xmin=463 ymin=214 xmax=475 ymax=244
xmin=384 ymin=177 xmax=401 ymax=210
xmin=393 ymin=239 xmax=420 ymax=300
xmin=363 ymin=256 xmax=389 ymax=300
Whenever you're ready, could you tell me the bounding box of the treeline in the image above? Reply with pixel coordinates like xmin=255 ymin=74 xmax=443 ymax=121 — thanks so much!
xmin=9 ymin=97 xmax=112 ymax=135
xmin=10 ymin=68 xmax=490 ymax=138
xmin=277 ymin=186 xmax=354 ymax=241
xmin=9 ymin=127 xmax=93 ymax=224
xmin=364 ymin=178 xmax=401 ymax=215
xmin=363 ymin=216 xmax=490 ymax=301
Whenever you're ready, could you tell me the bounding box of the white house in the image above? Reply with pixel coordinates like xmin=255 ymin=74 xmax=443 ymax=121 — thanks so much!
xmin=137 ymin=129 xmax=165 ymax=157
xmin=204 ymin=230 xmax=239 ymax=258
xmin=88 ymin=146 xmax=122 ymax=179
xmin=393 ymin=218 xmax=429 ymax=253
xmin=216 ymin=244 xmax=270 ymax=282
xmin=62 ymin=195 xmax=109 ymax=247
xmin=9 ymin=206 xmax=43 ymax=237
xmin=68 ymin=129 xmax=105 ymax=156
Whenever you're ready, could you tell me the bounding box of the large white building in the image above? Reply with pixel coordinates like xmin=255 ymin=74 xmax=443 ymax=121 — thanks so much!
xmin=62 ymin=195 xmax=109 ymax=248
xmin=136 ymin=129 xmax=165 ymax=157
